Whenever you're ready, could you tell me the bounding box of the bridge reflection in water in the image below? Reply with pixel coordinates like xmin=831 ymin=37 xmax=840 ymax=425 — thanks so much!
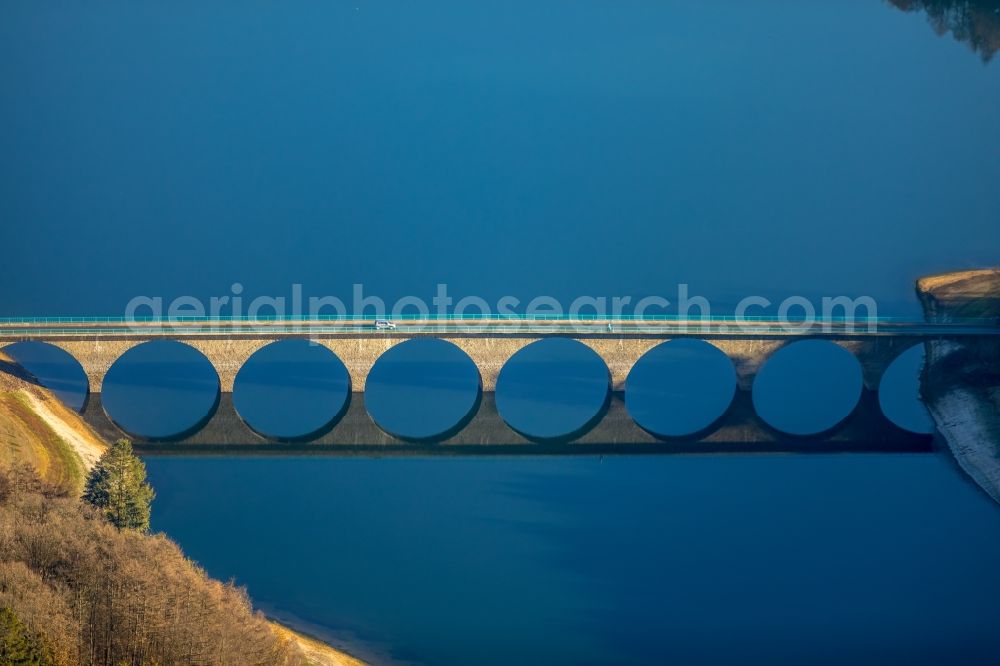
xmin=80 ymin=389 xmax=930 ymax=455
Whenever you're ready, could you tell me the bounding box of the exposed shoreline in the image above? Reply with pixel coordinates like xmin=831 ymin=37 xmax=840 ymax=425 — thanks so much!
xmin=269 ymin=620 xmax=369 ymax=666
xmin=917 ymin=268 xmax=1000 ymax=505
xmin=925 ymin=384 xmax=1000 ymax=503
xmin=262 ymin=607 xmax=404 ymax=666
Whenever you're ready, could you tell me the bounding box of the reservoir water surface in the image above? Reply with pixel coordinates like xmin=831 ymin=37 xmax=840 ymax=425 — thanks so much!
xmin=2 ymin=0 xmax=1000 ymax=664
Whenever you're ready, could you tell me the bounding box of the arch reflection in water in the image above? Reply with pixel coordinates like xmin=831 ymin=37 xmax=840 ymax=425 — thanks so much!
xmin=879 ymin=344 xmax=935 ymax=435
xmin=496 ymin=338 xmax=610 ymax=440
xmin=233 ymin=340 xmax=351 ymax=440
xmin=365 ymin=338 xmax=481 ymax=440
xmin=625 ymin=339 xmax=737 ymax=438
xmin=2 ymin=341 xmax=89 ymax=411
xmin=753 ymin=340 xmax=863 ymax=436
xmin=102 ymin=340 xmax=220 ymax=440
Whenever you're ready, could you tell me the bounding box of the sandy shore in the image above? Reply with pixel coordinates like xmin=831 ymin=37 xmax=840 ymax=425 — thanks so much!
xmin=270 ymin=621 xmax=368 ymax=666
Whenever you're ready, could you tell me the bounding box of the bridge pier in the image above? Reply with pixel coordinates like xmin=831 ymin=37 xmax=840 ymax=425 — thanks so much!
xmin=41 ymin=338 xmax=145 ymax=393
xmin=832 ymin=336 xmax=927 ymax=390
xmin=703 ymin=338 xmax=787 ymax=390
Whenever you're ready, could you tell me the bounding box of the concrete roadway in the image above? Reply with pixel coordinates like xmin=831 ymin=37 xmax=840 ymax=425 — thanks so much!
xmin=0 ymin=317 xmax=998 ymax=338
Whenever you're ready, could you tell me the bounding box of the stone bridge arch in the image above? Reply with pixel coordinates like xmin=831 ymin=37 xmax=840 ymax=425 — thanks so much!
xmin=0 ymin=332 xmax=938 ymax=450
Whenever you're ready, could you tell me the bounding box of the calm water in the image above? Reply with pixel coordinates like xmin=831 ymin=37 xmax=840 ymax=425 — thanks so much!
xmin=2 ymin=1 xmax=998 ymax=316
xmin=145 ymin=454 xmax=1000 ymax=666
xmin=3 ymin=0 xmax=1000 ymax=664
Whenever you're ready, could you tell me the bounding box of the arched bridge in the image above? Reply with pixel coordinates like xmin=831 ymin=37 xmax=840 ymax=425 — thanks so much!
xmin=2 ymin=316 xmax=997 ymax=454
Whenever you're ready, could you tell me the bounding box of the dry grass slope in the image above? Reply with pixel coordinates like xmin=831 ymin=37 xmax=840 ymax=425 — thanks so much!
xmin=0 ymin=352 xmax=368 ymax=665
xmin=0 ymin=350 xmax=106 ymax=495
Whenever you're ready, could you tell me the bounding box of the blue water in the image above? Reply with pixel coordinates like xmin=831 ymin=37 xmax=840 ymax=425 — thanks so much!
xmin=2 ymin=0 xmax=1000 ymax=663
xmin=365 ymin=338 xmax=481 ymax=440
xmin=2 ymin=341 xmax=88 ymax=412
xmin=753 ymin=340 xmax=864 ymax=436
xmin=626 ymin=339 xmax=737 ymax=437
xmin=496 ymin=339 xmax=611 ymax=439
xmin=235 ymin=340 xmax=351 ymax=439
xmin=1 ymin=1 xmax=998 ymax=316
xmin=101 ymin=340 xmax=219 ymax=439
xmin=146 ymin=454 xmax=1000 ymax=666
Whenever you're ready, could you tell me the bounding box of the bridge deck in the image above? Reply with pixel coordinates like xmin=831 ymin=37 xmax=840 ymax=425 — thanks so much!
xmin=1 ymin=316 xmax=998 ymax=338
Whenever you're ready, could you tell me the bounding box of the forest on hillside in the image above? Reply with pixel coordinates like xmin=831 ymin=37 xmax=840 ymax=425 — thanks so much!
xmin=890 ymin=0 xmax=1000 ymax=61
xmin=0 ymin=464 xmax=302 ymax=665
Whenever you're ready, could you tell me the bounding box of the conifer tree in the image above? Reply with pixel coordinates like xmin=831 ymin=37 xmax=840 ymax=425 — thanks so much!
xmin=0 ymin=607 xmax=55 ymax=665
xmin=83 ymin=439 xmax=155 ymax=531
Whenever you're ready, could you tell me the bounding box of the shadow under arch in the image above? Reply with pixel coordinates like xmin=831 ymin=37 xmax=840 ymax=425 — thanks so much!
xmin=237 ymin=389 xmax=355 ymax=444
xmin=102 ymin=339 xmax=221 ymax=442
xmin=231 ymin=338 xmax=353 ymax=443
xmin=373 ymin=387 xmax=484 ymax=444
xmin=103 ymin=384 xmax=222 ymax=443
xmin=728 ymin=386 xmax=931 ymax=450
xmin=751 ymin=391 xmax=861 ymax=442
xmin=364 ymin=338 xmax=484 ymax=443
xmin=632 ymin=394 xmax=738 ymax=444
xmin=495 ymin=338 xmax=612 ymax=443
xmin=625 ymin=338 xmax=739 ymax=441
xmin=751 ymin=339 xmax=865 ymax=439
xmin=504 ymin=388 xmax=612 ymax=445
